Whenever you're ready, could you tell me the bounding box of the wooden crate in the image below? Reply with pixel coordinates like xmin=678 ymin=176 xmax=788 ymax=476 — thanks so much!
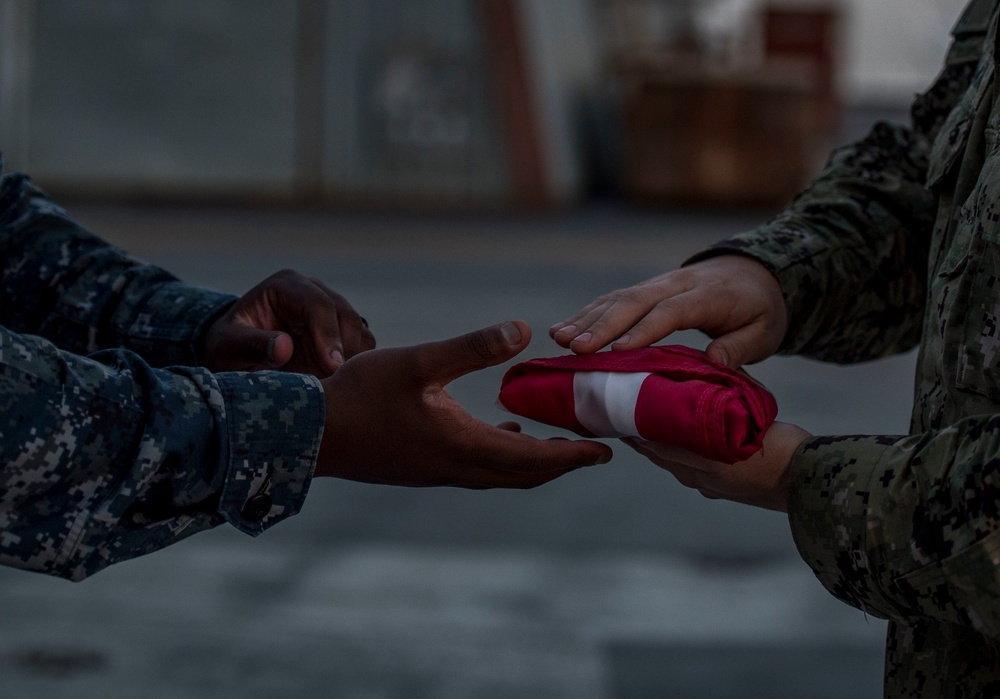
xmin=620 ymin=60 xmax=821 ymax=207
xmin=763 ymin=5 xmax=841 ymax=134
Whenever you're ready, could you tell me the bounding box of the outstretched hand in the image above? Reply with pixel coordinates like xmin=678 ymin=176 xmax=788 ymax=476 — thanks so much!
xmin=316 ymin=320 xmax=614 ymax=488
xmin=202 ymin=269 xmax=375 ymax=378
xmin=550 ymin=255 xmax=787 ymax=368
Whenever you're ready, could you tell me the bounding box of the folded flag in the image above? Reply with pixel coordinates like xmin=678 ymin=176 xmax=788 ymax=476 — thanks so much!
xmin=498 ymin=345 xmax=778 ymax=463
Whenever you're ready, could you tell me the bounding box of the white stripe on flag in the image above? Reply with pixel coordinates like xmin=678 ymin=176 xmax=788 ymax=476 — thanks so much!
xmin=572 ymin=371 xmax=650 ymax=438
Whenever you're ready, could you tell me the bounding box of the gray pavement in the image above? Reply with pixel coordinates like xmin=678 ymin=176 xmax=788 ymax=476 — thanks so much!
xmin=0 ymin=201 xmax=908 ymax=698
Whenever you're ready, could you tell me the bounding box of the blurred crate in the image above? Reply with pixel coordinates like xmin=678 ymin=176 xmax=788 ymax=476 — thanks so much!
xmin=620 ymin=59 xmax=820 ymax=207
xmin=763 ymin=4 xmax=841 ymax=134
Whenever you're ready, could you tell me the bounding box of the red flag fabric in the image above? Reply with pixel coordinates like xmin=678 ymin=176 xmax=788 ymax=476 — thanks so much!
xmin=498 ymin=345 xmax=778 ymax=463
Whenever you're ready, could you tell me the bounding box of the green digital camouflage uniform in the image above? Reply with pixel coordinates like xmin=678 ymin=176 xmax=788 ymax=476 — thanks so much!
xmin=690 ymin=0 xmax=1000 ymax=695
xmin=0 ymin=164 xmax=324 ymax=581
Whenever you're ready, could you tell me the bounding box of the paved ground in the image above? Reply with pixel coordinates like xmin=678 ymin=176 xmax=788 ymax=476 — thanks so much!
xmin=0 ymin=200 xmax=912 ymax=698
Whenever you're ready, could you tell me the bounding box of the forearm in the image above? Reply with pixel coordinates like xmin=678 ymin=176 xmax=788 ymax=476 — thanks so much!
xmin=0 ymin=169 xmax=235 ymax=365
xmin=789 ymin=418 xmax=1000 ymax=639
xmin=0 ymin=325 xmax=323 ymax=581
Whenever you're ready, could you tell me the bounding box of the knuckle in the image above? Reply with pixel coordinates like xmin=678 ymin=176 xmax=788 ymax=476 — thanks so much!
xmin=652 ymin=294 xmax=684 ymax=315
xmin=585 ymin=316 xmax=612 ymax=334
xmin=604 ymin=288 xmax=639 ymax=306
xmin=725 ymin=336 xmax=747 ymax=360
xmin=309 ymin=276 xmax=341 ymax=298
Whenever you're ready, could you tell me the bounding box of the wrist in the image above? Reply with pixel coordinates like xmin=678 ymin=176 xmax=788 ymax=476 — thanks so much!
xmin=763 ymin=422 xmax=811 ymax=512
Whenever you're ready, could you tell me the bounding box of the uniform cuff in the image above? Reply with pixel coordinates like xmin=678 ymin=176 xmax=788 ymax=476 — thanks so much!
xmin=214 ymin=371 xmax=325 ymax=535
xmin=122 ymin=281 xmax=236 ymax=366
xmin=787 ymin=434 xmax=904 ymax=619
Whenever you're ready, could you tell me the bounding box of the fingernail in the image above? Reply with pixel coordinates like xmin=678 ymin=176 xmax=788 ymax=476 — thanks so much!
xmin=613 ymin=334 xmax=632 ymax=347
xmin=572 ymin=332 xmax=593 ymax=345
xmin=501 ymin=322 xmax=522 ymax=345
xmin=549 ymin=322 xmax=565 ymax=332
xmin=267 ymin=336 xmax=279 ymax=363
xmin=555 ymin=324 xmax=576 ymax=337
xmin=715 ymin=349 xmax=729 ymax=366
xmin=330 ymin=350 xmax=344 ymax=365
xmin=596 ymin=451 xmax=612 ymax=465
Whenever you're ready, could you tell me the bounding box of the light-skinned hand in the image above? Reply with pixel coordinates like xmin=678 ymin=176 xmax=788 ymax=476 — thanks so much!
xmin=550 ymin=255 xmax=787 ymax=368
xmin=623 ymin=422 xmax=811 ymax=511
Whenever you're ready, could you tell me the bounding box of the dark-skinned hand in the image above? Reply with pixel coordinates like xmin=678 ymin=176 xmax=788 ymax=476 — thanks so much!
xmin=202 ymin=269 xmax=375 ymax=378
xmin=316 ymin=320 xmax=613 ymax=488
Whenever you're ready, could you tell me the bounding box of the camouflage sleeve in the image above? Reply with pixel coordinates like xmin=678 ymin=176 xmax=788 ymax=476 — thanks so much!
xmin=0 ymin=166 xmax=235 ymax=367
xmin=0 ymin=324 xmax=324 ymax=581
xmin=788 ymin=420 xmax=1000 ymax=639
xmin=686 ymin=44 xmax=980 ymax=364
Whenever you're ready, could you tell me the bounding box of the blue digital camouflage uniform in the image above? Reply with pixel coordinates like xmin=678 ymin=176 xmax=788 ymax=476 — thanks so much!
xmin=689 ymin=0 xmax=1000 ymax=695
xmin=0 ymin=162 xmax=325 ymax=581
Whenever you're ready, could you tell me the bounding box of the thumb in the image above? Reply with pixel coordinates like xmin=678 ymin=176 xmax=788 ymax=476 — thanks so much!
xmin=214 ymin=325 xmax=294 ymax=370
xmin=417 ymin=321 xmax=531 ymax=385
xmin=705 ymin=325 xmax=770 ymax=368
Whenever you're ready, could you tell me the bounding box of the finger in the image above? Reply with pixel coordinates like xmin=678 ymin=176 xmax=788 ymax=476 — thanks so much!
xmin=568 ymin=304 xmax=656 ymax=352
xmin=615 ymin=285 xmax=730 ymax=347
xmin=266 ymin=276 xmax=346 ymax=372
xmin=660 ymin=461 xmax=704 ymax=491
xmin=415 ymin=320 xmax=532 ymax=386
xmin=303 ymin=300 xmax=346 ymax=373
xmin=549 ymin=298 xmax=606 ymax=342
xmin=358 ymin=324 xmax=377 ymax=353
xmin=307 ymin=278 xmax=375 ymax=359
xmin=705 ymin=322 xmax=777 ymax=368
xmin=566 ymin=286 xmax=687 ymax=353
xmin=623 ymin=439 xmax=704 ymax=488
xmin=643 ymin=442 xmax=717 ymax=471
xmin=622 ymin=436 xmax=709 ymax=472
xmin=621 ymin=436 xmax=646 ymax=453
xmin=459 ymin=426 xmax=613 ymax=474
xmin=269 ymin=332 xmax=295 ymax=367
xmin=551 ymin=302 xmax=623 ymax=350
xmin=212 ymin=325 xmax=293 ymax=370
xmin=622 ymin=436 xmax=662 ymax=461
xmin=336 ymin=315 xmax=377 ymax=360
xmin=609 ymin=316 xmax=681 ymax=352
xmin=455 ymin=465 xmax=582 ymax=489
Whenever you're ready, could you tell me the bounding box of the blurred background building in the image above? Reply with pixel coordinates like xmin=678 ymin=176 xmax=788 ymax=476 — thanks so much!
xmin=0 ymin=0 xmax=968 ymax=209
